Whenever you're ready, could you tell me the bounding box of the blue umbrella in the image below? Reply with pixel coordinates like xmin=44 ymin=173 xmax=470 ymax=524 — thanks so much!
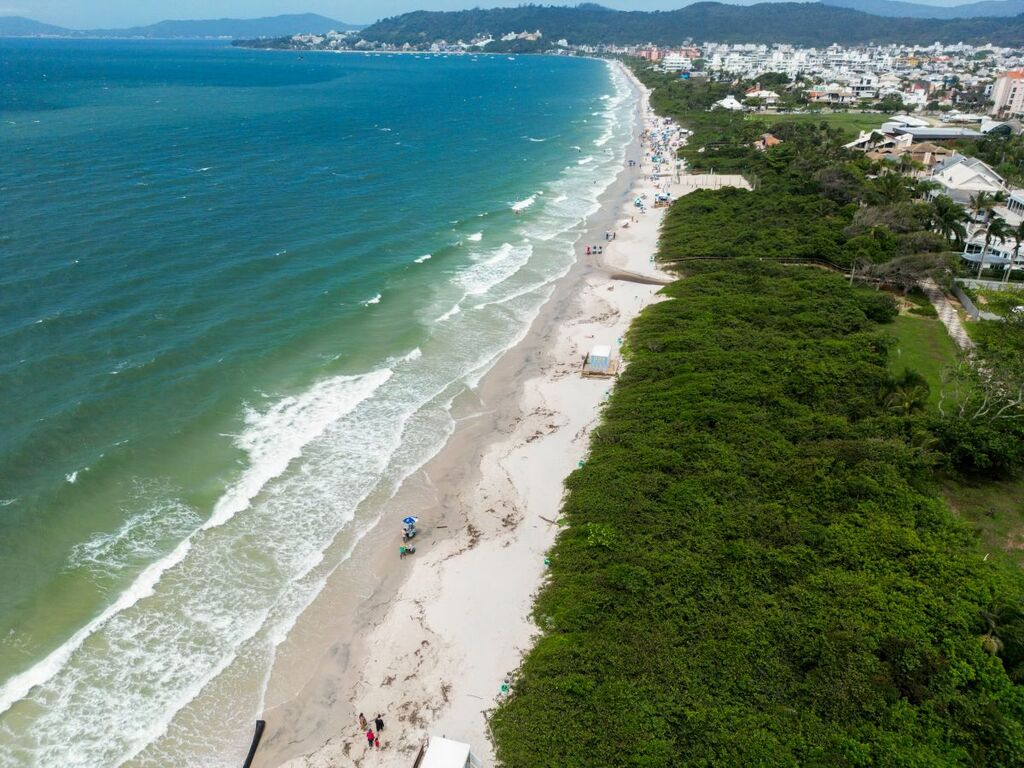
xmin=402 ymin=516 xmax=418 ymax=526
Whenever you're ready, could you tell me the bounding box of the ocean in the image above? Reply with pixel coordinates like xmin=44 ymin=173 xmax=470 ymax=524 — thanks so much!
xmin=0 ymin=39 xmax=635 ymax=765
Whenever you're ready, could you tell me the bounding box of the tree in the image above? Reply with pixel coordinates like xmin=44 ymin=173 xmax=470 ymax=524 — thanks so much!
xmin=977 ymin=215 xmax=1009 ymax=278
xmin=863 ymin=252 xmax=957 ymax=292
xmin=874 ymin=93 xmax=906 ymax=113
xmin=968 ymin=190 xmax=995 ymax=230
xmin=939 ymin=352 xmax=1024 ymax=424
xmin=930 ymin=194 xmax=969 ymax=248
xmin=935 ymin=349 xmax=1024 ymax=476
xmin=883 ymin=369 xmax=930 ymax=415
xmin=866 ymin=172 xmax=911 ymax=205
xmin=1004 ymin=220 xmax=1024 ymax=284
xmin=899 ymin=153 xmax=927 ymax=177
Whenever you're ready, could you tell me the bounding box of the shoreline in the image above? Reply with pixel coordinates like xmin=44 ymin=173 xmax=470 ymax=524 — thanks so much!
xmin=252 ymin=61 xmax=677 ymax=768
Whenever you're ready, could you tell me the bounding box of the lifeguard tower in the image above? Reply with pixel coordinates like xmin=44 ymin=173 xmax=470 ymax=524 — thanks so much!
xmin=412 ymin=736 xmax=481 ymax=768
xmin=582 ymin=344 xmax=618 ymax=377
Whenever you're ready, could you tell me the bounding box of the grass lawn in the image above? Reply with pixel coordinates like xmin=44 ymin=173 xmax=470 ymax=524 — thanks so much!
xmin=886 ymin=314 xmax=959 ymax=407
xmin=748 ymin=111 xmax=884 ymax=139
xmin=942 ymin=475 xmax=1024 ymax=568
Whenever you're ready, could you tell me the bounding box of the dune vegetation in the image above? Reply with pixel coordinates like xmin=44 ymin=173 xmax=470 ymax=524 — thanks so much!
xmin=490 ymin=65 xmax=1024 ymax=767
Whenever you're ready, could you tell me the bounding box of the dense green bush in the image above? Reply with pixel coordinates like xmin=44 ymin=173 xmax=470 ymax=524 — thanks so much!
xmin=490 ymin=263 xmax=1024 ymax=767
xmin=657 ymin=187 xmax=847 ymax=264
xmin=931 ymin=416 xmax=1024 ymax=478
xmin=490 ymin=68 xmax=1024 ymax=768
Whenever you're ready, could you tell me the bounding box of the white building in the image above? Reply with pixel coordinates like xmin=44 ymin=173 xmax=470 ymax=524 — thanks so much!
xmin=662 ymin=53 xmax=691 ymax=72
xmin=712 ymin=94 xmax=745 ymax=111
xmin=807 ymin=83 xmax=854 ymax=104
xmin=744 ymin=87 xmax=780 ymax=106
xmin=990 ymin=71 xmax=1024 ymax=116
xmin=929 ymin=154 xmax=1008 ymax=205
xmin=851 ymin=73 xmax=879 ymax=100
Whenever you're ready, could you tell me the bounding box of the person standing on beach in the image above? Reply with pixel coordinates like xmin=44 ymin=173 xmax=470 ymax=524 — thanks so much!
xmin=366 ymin=729 xmax=375 ymax=748
xmin=359 ymin=713 xmax=367 ymax=731
xmin=375 ymin=714 xmax=384 ymax=732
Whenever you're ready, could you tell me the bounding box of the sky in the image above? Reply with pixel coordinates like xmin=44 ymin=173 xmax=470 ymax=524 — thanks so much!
xmin=1 ymin=0 xmax=984 ymax=29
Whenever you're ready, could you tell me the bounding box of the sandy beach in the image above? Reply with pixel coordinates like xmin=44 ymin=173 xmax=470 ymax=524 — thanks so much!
xmin=251 ymin=62 xmax=719 ymax=768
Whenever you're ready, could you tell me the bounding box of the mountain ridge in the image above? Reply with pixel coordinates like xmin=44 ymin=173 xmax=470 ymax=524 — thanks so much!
xmin=819 ymin=0 xmax=1024 ymax=19
xmin=357 ymin=2 xmax=1024 ymax=46
xmin=0 ymin=13 xmax=359 ymax=39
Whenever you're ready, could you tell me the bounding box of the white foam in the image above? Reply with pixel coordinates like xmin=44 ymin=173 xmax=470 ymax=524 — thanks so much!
xmin=577 ymin=156 xmax=594 ymax=165
xmin=67 ymin=497 xmax=201 ymax=575
xmin=472 ymin=279 xmax=550 ymax=311
xmin=466 ymin=232 xmax=483 ymax=242
xmin=526 ymin=137 xmax=546 ymax=142
xmin=435 ymin=303 xmax=462 ymax=323
xmin=0 ymin=535 xmax=198 ymax=720
xmin=0 ymin=369 xmax=392 ymax=722
xmin=205 ymin=369 xmax=393 ymax=531
xmin=397 ymin=347 xmax=422 ymax=364
xmin=414 ymin=253 xmax=432 ymax=264
xmin=65 ymin=471 xmax=78 ymax=484
xmin=360 ymin=293 xmax=382 ymax=306
xmin=458 ymin=242 xmax=532 ymax=297
xmin=511 ymin=194 xmax=536 ymax=213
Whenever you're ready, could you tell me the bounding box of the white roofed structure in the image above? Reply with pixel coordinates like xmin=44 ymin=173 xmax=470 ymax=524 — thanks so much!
xmin=417 ymin=736 xmax=478 ymax=768
xmin=928 ymin=154 xmax=1007 ymax=204
xmin=712 ymin=95 xmax=745 ymax=111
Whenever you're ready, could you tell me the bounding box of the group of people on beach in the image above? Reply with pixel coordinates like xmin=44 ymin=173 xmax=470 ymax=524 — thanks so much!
xmin=399 ymin=517 xmax=418 ymax=559
xmin=642 ymin=114 xmax=687 ymax=191
xmin=359 ymin=712 xmax=385 ymax=751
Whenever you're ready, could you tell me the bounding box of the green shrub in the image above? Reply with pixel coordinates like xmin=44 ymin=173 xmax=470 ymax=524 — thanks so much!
xmin=909 ymin=304 xmax=938 ymax=317
xmin=491 ymin=263 xmax=1024 ymax=767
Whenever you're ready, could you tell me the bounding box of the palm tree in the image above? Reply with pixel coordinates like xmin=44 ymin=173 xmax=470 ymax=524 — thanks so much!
xmin=969 ymin=190 xmax=994 ymax=230
xmin=913 ymin=178 xmax=940 ymax=199
xmin=1004 ymin=220 xmax=1024 ymax=285
xmin=883 ymin=370 xmax=930 ymax=417
xmin=930 ymin=194 xmax=968 ymax=248
xmin=868 ymin=172 xmax=909 ymax=205
xmin=977 ymin=215 xmax=1010 ymax=278
xmin=884 ymin=384 xmax=930 ymax=416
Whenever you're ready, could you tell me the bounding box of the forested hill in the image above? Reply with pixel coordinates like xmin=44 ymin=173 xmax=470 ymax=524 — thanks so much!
xmin=821 ymin=0 xmax=1024 ymax=19
xmin=359 ymin=2 xmax=1024 ymax=46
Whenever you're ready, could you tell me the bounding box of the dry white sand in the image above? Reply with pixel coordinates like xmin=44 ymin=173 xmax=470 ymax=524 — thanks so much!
xmin=253 ymin=63 xmax=745 ymax=768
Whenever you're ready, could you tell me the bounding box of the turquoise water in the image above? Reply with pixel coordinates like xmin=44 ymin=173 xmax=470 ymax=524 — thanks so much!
xmin=0 ymin=40 xmax=635 ymax=765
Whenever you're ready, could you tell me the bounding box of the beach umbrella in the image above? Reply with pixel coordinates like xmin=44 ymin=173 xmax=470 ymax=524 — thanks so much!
xmin=402 ymin=516 xmax=418 ymax=526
